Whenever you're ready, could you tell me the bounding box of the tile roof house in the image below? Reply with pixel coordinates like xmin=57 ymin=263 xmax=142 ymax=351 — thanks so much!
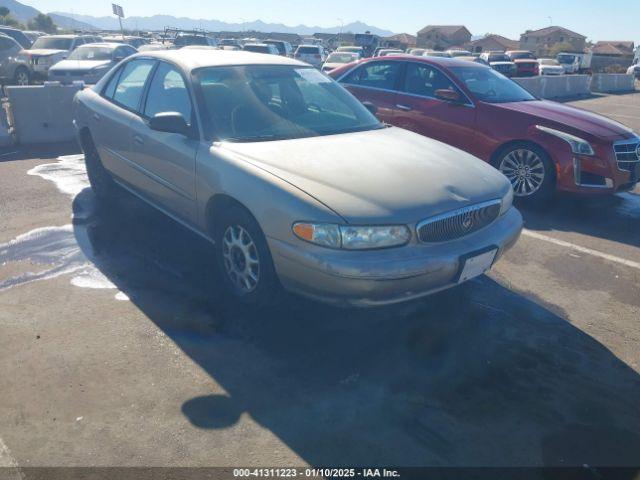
xmin=381 ymin=33 xmax=417 ymax=49
xmin=416 ymin=25 xmax=471 ymax=50
xmin=592 ymin=41 xmax=635 ymax=56
xmin=520 ymin=26 xmax=586 ymax=54
xmin=467 ymin=34 xmax=519 ymax=53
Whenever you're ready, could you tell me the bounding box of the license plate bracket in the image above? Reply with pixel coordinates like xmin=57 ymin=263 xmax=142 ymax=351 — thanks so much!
xmin=456 ymin=247 xmax=498 ymax=284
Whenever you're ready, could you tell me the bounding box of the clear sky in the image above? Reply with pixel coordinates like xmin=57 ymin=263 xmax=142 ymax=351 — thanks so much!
xmin=23 ymin=0 xmax=640 ymax=44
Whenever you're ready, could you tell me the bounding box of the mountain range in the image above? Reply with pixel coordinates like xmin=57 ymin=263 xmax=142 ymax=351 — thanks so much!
xmin=0 ymin=0 xmax=94 ymax=29
xmin=50 ymin=13 xmax=395 ymax=37
xmin=0 ymin=0 xmax=395 ymax=36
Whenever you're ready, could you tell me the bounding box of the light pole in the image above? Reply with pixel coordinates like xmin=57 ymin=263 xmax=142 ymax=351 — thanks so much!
xmin=337 ymin=18 xmax=343 ymax=46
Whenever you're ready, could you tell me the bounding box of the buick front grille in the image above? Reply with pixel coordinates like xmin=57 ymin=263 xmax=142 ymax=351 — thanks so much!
xmin=417 ymin=200 xmax=502 ymax=243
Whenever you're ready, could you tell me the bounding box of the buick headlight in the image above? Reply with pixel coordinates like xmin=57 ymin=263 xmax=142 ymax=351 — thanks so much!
xmin=500 ymin=186 xmax=514 ymax=216
xmin=293 ymin=223 xmax=410 ymax=250
xmin=536 ymin=125 xmax=594 ymax=156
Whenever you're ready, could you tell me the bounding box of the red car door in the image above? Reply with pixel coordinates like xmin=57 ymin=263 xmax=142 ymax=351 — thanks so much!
xmin=393 ymin=61 xmax=477 ymax=152
xmin=338 ymin=60 xmax=402 ymax=124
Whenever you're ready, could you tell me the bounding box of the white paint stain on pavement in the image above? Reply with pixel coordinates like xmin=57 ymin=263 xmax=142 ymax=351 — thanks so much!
xmin=0 ymin=436 xmax=22 ymax=479
xmin=0 ymin=155 xmax=127 ymax=300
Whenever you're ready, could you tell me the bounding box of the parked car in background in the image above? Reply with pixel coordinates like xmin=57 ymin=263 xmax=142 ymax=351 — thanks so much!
xmin=336 ymin=46 xmax=364 ymax=56
xmin=219 ymin=38 xmax=243 ymax=49
xmin=423 ymin=50 xmax=451 ymax=58
xmin=173 ymin=33 xmax=217 ymax=48
xmin=138 ymin=42 xmax=173 ymax=52
xmin=321 ymin=51 xmax=359 ymax=72
xmin=447 ymin=49 xmax=472 ymax=58
xmin=331 ymin=56 xmax=640 ymax=202
xmin=480 ymin=51 xmax=517 ymax=77
xmin=376 ymin=48 xmax=404 ymax=57
xmin=263 ymin=39 xmax=293 ymax=57
xmin=243 ymin=43 xmax=279 ymax=55
xmin=180 ymin=45 xmax=219 ymax=50
xmin=0 ymin=26 xmax=33 ymax=49
xmin=102 ymin=35 xmax=148 ymax=49
xmin=456 ymin=55 xmax=487 ymax=65
xmin=506 ymin=50 xmax=539 ymax=77
xmin=294 ymin=44 xmax=326 ymax=67
xmin=0 ymin=34 xmax=31 ymax=85
xmin=408 ymin=48 xmax=427 ymax=56
xmin=538 ymin=58 xmax=565 ymax=76
xmin=26 ymin=34 xmax=98 ymax=78
xmin=48 ymin=43 xmax=136 ymax=84
xmin=73 ymin=49 xmax=521 ymax=307
xmin=22 ymin=30 xmax=45 ymax=44
xmin=627 ymin=58 xmax=640 ymax=79
xmin=557 ymin=52 xmax=592 ymax=74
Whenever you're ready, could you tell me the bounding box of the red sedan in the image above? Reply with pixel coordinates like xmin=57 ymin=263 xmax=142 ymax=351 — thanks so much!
xmin=329 ymin=56 xmax=640 ymax=202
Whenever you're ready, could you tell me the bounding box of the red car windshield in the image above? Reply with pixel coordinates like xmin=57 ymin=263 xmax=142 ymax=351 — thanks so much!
xmin=450 ymin=66 xmax=536 ymax=103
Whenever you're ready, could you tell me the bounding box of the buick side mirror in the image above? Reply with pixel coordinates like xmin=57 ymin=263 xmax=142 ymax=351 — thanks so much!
xmin=149 ymin=112 xmax=189 ymax=136
xmin=362 ymin=101 xmax=378 ymax=115
xmin=435 ymin=89 xmax=462 ymax=104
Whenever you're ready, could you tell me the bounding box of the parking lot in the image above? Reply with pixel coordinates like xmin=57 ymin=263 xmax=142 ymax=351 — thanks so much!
xmin=0 ymin=91 xmax=639 ymax=474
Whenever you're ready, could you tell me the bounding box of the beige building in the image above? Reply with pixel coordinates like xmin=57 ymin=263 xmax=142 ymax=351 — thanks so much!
xmin=416 ymin=25 xmax=471 ymax=50
xmin=520 ymin=26 xmax=586 ymax=54
xmin=467 ymin=34 xmax=519 ymax=53
xmin=381 ymin=33 xmax=417 ymax=50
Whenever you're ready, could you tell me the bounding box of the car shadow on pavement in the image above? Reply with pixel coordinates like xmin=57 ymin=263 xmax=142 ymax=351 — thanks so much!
xmin=72 ymin=188 xmax=640 ymax=471
xmin=518 ymin=191 xmax=640 ymax=249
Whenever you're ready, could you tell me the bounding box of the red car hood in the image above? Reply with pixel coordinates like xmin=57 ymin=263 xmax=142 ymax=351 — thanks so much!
xmin=493 ymin=100 xmax=636 ymax=140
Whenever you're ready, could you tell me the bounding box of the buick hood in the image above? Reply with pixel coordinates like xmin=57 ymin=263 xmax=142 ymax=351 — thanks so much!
xmin=494 ymin=100 xmax=635 ymax=140
xmin=220 ymin=127 xmax=510 ymax=224
xmin=49 ymin=59 xmax=111 ymax=72
xmin=28 ymin=49 xmax=66 ymax=57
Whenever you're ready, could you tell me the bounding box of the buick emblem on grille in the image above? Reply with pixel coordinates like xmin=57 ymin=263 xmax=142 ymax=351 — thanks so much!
xmin=461 ymin=215 xmax=474 ymax=230
xmin=636 ymin=143 xmax=640 ymax=161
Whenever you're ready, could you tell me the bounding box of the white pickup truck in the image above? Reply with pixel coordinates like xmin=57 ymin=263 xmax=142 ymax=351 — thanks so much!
xmin=556 ymin=52 xmax=592 ymax=74
xmin=628 ymin=49 xmax=640 ymax=79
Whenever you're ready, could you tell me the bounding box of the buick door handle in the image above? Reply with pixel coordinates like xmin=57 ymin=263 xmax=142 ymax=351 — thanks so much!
xmin=92 ymin=113 xmax=101 ymax=122
xmin=396 ymin=104 xmax=412 ymax=111
xmin=133 ymin=135 xmax=144 ymax=146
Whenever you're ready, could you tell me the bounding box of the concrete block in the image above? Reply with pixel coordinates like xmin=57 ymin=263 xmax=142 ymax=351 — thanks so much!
xmin=591 ymin=74 xmax=636 ymax=93
xmin=514 ymin=75 xmax=591 ymax=100
xmin=6 ymin=84 xmax=82 ymax=144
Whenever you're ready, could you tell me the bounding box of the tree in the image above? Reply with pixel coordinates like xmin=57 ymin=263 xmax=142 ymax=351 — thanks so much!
xmin=0 ymin=6 xmax=24 ymax=28
xmin=548 ymin=41 xmax=576 ymax=57
xmin=27 ymin=14 xmax=57 ymax=34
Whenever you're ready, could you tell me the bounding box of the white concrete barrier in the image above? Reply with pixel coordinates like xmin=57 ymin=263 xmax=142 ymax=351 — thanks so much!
xmin=591 ymin=74 xmax=636 ymax=93
xmin=0 ymin=101 xmax=11 ymax=147
xmin=6 ymin=84 xmax=82 ymax=144
xmin=514 ymin=75 xmax=591 ymax=99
